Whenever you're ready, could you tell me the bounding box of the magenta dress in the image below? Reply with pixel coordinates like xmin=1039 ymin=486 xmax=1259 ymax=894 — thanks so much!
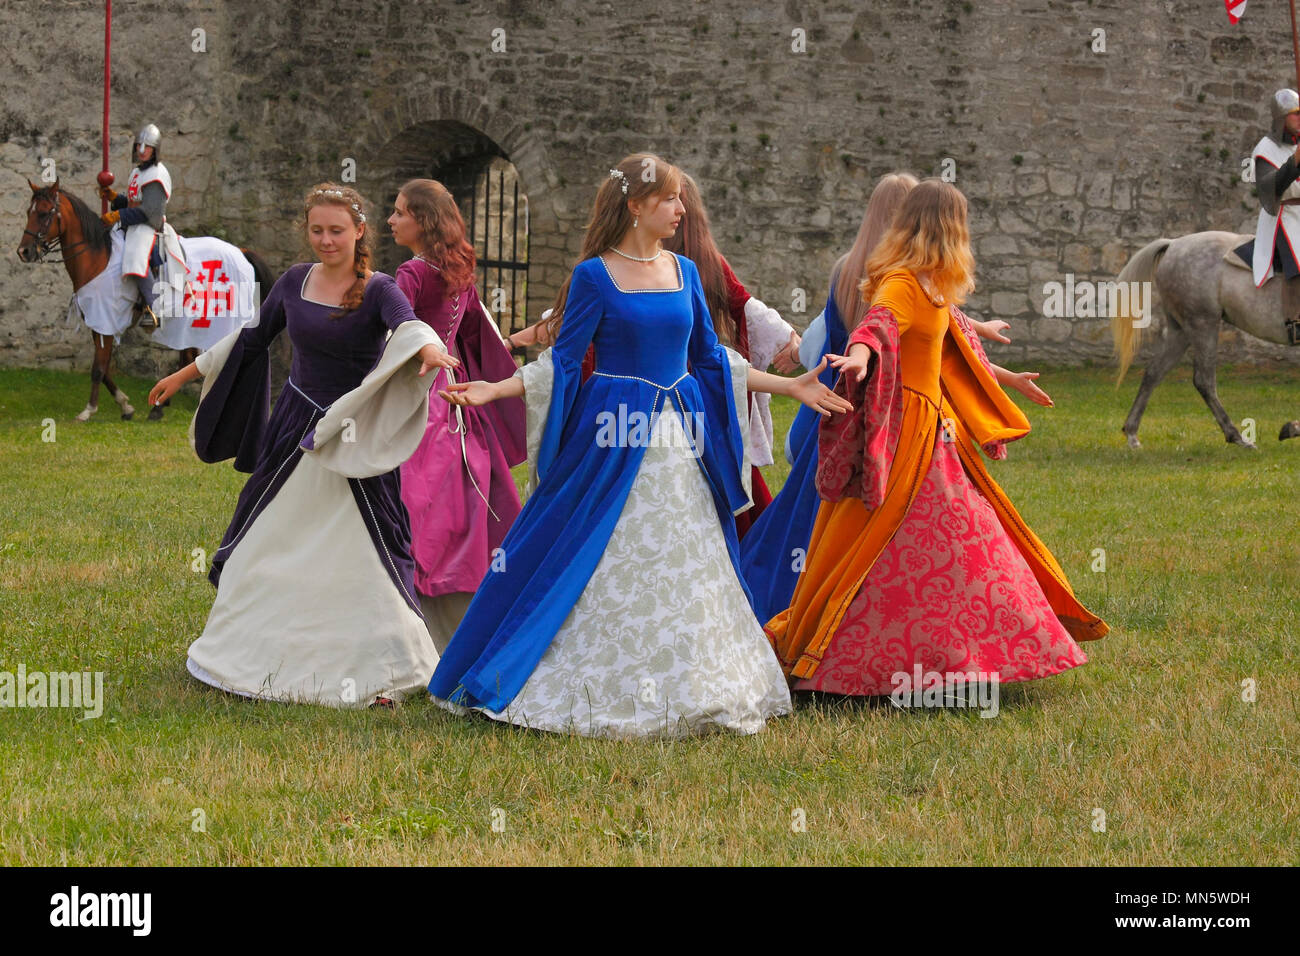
xmin=394 ymin=258 xmax=526 ymax=648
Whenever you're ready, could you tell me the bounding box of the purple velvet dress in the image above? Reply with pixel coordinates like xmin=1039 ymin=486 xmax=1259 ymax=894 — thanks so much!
xmin=185 ymin=262 xmax=442 ymax=706
xmin=394 ymin=259 xmax=526 ymax=609
xmin=195 ymin=262 xmax=421 ymax=608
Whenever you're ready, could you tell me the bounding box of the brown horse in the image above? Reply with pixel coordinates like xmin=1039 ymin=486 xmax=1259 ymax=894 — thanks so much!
xmin=16 ymin=179 xmax=275 ymax=421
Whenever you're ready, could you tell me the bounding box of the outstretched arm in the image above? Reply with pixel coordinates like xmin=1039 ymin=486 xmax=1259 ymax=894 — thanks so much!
xmin=746 ymin=359 xmax=852 ymax=417
xmin=993 ymin=364 xmax=1053 ymax=407
xmin=439 ymin=374 xmax=525 ymax=406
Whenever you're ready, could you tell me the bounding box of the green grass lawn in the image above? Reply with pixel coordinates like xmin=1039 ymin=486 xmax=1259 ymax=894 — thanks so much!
xmin=1 ymin=363 xmax=1297 ymax=865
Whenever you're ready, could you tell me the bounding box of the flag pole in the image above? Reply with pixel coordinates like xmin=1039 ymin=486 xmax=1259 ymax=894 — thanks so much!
xmin=98 ymin=0 xmax=113 ymax=213
xmin=1290 ymin=0 xmax=1300 ymax=92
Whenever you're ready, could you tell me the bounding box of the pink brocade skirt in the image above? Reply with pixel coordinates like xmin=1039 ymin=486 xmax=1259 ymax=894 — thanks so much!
xmin=793 ymin=432 xmax=1087 ymax=695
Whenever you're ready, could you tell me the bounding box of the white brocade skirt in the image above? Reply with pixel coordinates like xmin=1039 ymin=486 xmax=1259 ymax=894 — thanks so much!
xmin=469 ymin=407 xmax=792 ymax=738
xmin=186 ymin=451 xmax=440 ymax=707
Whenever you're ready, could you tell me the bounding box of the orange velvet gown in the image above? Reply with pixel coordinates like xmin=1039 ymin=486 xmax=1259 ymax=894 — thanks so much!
xmin=764 ymin=269 xmax=1107 ymax=693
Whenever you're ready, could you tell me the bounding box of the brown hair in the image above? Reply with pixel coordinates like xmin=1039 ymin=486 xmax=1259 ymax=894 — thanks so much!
xmin=302 ymin=182 xmax=372 ymax=317
xmin=833 ymin=172 xmax=918 ymax=331
xmin=543 ymin=152 xmax=683 ymax=343
xmin=397 ymin=178 xmax=477 ymax=292
xmin=860 ymin=179 xmax=975 ymax=308
xmin=661 ymin=173 xmax=734 ymax=345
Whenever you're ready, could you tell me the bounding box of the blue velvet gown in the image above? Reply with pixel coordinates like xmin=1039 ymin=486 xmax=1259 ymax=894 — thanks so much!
xmin=428 ymin=253 xmax=791 ymax=736
xmin=737 ymin=282 xmax=848 ymax=624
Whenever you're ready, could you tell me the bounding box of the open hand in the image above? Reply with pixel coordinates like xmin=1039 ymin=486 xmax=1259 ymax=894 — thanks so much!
xmin=824 ymin=347 xmax=873 ymax=386
xmin=788 ymin=358 xmax=853 ymax=417
xmin=438 ymin=380 xmax=497 ymax=407
xmin=418 ymin=343 xmax=459 ymax=377
xmin=1009 ymin=370 xmax=1053 ymax=407
xmin=974 ymin=319 xmax=1012 ymax=344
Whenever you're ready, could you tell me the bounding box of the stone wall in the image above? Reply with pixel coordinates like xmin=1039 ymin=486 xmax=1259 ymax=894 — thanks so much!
xmin=4 ymin=0 xmax=1300 ymax=380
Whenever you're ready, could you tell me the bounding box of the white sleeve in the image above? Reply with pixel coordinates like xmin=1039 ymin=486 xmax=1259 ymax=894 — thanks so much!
xmin=744 ymin=296 xmax=796 ymax=372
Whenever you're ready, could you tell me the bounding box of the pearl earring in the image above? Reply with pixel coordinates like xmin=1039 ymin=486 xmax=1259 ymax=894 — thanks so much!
xmin=633 ymin=216 xmax=639 ymax=229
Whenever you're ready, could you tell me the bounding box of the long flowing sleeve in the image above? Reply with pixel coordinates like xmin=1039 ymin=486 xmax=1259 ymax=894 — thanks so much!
xmin=536 ymin=260 xmax=604 ymax=481
xmin=686 ymin=259 xmax=752 ymax=514
xmin=456 ymin=289 xmax=526 ymax=467
xmin=300 ymin=276 xmax=446 ymax=477
xmin=189 ymin=265 xmax=292 ymax=471
xmin=947 ymin=305 xmax=1016 ymax=460
xmin=742 ymin=294 xmax=795 ymax=467
xmin=940 ymin=307 xmax=1030 ymax=457
xmin=815 ymin=293 xmax=904 ymax=508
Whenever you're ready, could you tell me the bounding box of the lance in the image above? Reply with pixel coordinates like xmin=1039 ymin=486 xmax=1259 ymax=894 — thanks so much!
xmin=97 ymin=0 xmax=113 ymax=213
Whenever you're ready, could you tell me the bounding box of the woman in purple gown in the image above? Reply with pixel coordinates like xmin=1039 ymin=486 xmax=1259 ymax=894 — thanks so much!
xmin=387 ymin=179 xmax=526 ymax=652
xmin=149 ymin=183 xmax=458 ymax=708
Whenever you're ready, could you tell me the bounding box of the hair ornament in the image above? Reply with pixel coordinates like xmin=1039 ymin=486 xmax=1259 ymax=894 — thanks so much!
xmin=608 ymin=168 xmax=629 ymax=194
xmin=312 ymin=187 xmax=366 ymax=221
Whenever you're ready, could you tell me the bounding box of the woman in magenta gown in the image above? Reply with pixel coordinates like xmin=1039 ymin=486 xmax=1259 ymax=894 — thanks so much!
xmin=387 ymin=179 xmax=526 ymax=651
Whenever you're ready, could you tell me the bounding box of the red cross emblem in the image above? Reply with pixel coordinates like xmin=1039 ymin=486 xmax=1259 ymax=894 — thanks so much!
xmin=183 ymin=259 xmax=234 ymax=328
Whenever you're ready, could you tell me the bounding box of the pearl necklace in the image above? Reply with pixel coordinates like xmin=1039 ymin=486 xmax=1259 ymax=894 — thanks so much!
xmin=608 ymin=245 xmax=662 ymax=263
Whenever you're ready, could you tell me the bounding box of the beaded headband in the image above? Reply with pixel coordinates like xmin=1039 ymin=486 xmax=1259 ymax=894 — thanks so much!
xmin=310 ymin=187 xmax=366 ymax=222
xmin=608 ymin=168 xmax=629 ymax=194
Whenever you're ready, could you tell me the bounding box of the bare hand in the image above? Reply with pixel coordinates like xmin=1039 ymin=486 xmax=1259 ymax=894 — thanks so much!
xmin=438 ymin=380 xmax=497 ymax=407
xmin=772 ymin=332 xmax=802 ymax=373
xmin=825 ymin=348 xmax=873 ymax=386
xmin=1010 ymin=370 xmax=1053 ymax=407
xmin=976 ymin=319 xmax=1012 ymax=344
xmin=148 ymin=373 xmax=182 ymax=407
xmin=418 ymin=343 xmax=459 ymax=377
xmin=787 ymin=358 xmax=853 ymax=417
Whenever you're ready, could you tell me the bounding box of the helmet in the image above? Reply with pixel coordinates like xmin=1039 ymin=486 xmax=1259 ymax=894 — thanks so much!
xmin=136 ymin=123 xmax=161 ymax=149
xmin=1270 ymin=90 xmax=1300 ymax=142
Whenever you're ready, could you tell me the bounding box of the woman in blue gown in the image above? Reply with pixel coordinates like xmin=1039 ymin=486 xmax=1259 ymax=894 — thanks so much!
xmin=428 ymin=153 xmax=851 ymax=737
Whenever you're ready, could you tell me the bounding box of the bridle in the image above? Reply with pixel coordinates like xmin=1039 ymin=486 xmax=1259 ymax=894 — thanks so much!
xmin=21 ymin=191 xmax=92 ymax=264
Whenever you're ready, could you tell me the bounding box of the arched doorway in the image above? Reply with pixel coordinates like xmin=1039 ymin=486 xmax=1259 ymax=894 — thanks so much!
xmin=373 ymin=121 xmax=530 ymax=337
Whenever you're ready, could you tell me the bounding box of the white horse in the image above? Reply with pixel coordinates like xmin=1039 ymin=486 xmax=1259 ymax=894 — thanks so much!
xmin=1111 ymin=231 xmax=1300 ymax=448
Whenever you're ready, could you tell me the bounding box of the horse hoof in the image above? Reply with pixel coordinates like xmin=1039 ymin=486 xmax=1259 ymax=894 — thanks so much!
xmin=121 ymin=410 xmax=134 ymax=421
xmin=73 ymin=405 xmax=97 ymax=423
xmin=147 ymin=405 xmax=164 ymax=422
xmin=1125 ymin=435 xmax=1142 ymax=449
xmin=1280 ymin=421 xmax=1300 ymax=441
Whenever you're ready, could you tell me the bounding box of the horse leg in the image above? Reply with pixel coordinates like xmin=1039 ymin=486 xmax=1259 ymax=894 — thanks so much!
xmin=1187 ymin=323 xmax=1252 ymax=448
xmin=1122 ymin=323 xmax=1189 ymax=449
xmin=76 ymin=333 xmax=112 ymax=422
xmin=99 ymin=365 xmax=135 ymax=420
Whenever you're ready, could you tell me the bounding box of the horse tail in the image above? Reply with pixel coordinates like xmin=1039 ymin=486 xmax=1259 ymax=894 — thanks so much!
xmin=1112 ymin=237 xmax=1171 ymax=385
xmin=240 ymin=248 xmax=277 ymax=304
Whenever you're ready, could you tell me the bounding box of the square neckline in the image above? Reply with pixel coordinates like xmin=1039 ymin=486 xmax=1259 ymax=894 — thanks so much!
xmin=301 ymin=262 xmax=378 ymax=309
xmin=597 ymin=250 xmax=684 ymax=294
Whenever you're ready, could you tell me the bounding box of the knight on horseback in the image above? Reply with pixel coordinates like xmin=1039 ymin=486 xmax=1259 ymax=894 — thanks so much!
xmin=1243 ymin=89 xmax=1300 ymax=346
xmin=97 ymin=123 xmax=184 ymax=327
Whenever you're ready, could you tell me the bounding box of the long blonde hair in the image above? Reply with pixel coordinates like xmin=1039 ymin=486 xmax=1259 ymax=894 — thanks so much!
xmin=833 ymin=173 xmax=918 ymax=330
xmin=544 ymin=152 xmax=683 ymax=343
xmin=860 ymin=178 xmax=974 ymax=307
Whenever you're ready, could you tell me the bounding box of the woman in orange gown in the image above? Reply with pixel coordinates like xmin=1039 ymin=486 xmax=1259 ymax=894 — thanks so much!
xmin=765 ymin=180 xmax=1107 ymax=696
